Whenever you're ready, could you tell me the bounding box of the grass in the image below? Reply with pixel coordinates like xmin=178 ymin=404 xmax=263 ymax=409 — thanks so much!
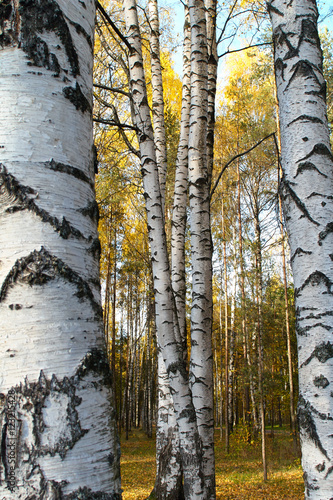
xmin=120 ymin=426 xmax=304 ymax=499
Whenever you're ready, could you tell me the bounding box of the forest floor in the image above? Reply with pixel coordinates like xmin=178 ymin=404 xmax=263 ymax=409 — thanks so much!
xmin=120 ymin=426 xmax=303 ymax=499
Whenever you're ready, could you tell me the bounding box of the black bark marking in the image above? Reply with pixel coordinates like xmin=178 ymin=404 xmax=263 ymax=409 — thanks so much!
xmin=48 ymin=159 xmax=93 ymax=187
xmin=88 ymin=238 xmax=101 ymax=260
xmin=298 ymin=395 xmax=329 ymax=459
xmin=281 ymin=178 xmax=319 ymax=225
xmin=286 ymin=60 xmax=321 ymax=90
xmin=0 ymin=0 xmax=80 ymax=77
xmin=63 ymin=82 xmax=91 ymax=114
xmin=301 ymin=310 xmax=333 ymax=321
xmin=300 ymin=18 xmax=321 ymax=50
xmin=0 ymin=247 xmax=103 ymax=318
xmin=273 ymin=27 xmax=299 ymax=60
xmin=78 ymin=200 xmax=99 ymax=223
xmin=0 ymin=164 xmax=85 ymax=240
xmin=64 ymin=487 xmax=121 ymax=499
xmin=298 ymin=143 xmax=333 ymax=163
xmin=325 ymin=466 xmax=333 ymax=479
xmin=316 ymin=462 xmax=326 ymax=472
xmin=290 ymin=247 xmax=312 ymax=262
xmin=166 ymin=361 xmax=188 ymax=381
xmin=314 ymin=375 xmax=330 ymax=388
xmin=179 ymin=407 xmax=197 ymax=424
xmin=288 ymin=115 xmax=324 ymax=127
xmin=295 ymin=270 xmax=333 ymax=298
xmin=275 ymin=58 xmax=288 ymax=81
xmin=305 ymin=82 xmax=327 ymax=102
xmin=66 ymin=17 xmax=92 ymax=51
xmin=319 ymin=222 xmax=333 ymax=244
xmin=296 ymin=322 xmax=331 ymax=337
xmin=294 ymin=161 xmax=327 ymax=178
xmin=267 ymin=2 xmax=283 ymax=16
xmin=301 ymin=342 xmax=333 ymax=367
xmin=76 ymin=348 xmax=112 ymax=387
xmin=0 ymin=373 xmax=119 ymax=498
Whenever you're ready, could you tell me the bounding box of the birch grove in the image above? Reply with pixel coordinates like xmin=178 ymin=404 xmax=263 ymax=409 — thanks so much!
xmin=0 ymin=1 xmax=121 ymax=497
xmin=269 ymin=0 xmax=333 ymax=497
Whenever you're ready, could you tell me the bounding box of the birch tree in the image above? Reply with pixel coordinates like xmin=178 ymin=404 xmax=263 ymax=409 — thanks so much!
xmin=269 ymin=0 xmax=333 ymax=497
xmin=0 ymin=1 xmax=121 ymax=498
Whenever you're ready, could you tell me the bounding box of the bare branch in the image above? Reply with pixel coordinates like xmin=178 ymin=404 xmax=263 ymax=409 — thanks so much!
xmin=210 ymin=132 xmax=276 ymax=200
xmin=94 ymin=83 xmax=130 ymax=98
xmin=219 ymin=41 xmax=272 ymax=59
xmin=96 ymin=0 xmax=132 ymax=51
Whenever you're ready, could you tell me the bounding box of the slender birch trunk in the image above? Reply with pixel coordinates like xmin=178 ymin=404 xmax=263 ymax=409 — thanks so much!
xmin=269 ymin=0 xmax=333 ymax=497
xmin=0 ymin=1 xmax=121 ymax=497
xmin=254 ymin=212 xmax=267 ymax=481
xmin=188 ymin=0 xmax=216 ymax=496
xmin=154 ymin=4 xmax=192 ymax=497
xmin=122 ymin=1 xmax=205 ymax=497
xmin=148 ymin=1 xmax=186 ymax=495
xmin=221 ymin=192 xmax=230 ymax=453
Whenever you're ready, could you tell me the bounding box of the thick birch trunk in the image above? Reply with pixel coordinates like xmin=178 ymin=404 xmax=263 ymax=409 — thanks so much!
xmin=122 ymin=1 xmax=205 ymax=497
xmin=188 ymin=0 xmax=215 ymax=496
xmin=269 ymin=0 xmax=333 ymax=496
xmin=0 ymin=1 xmax=121 ymax=498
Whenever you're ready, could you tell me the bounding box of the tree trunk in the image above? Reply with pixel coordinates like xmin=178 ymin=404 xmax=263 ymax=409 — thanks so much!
xmin=269 ymin=0 xmax=333 ymax=496
xmin=0 ymin=1 xmax=121 ymax=497
xmin=188 ymin=0 xmax=215 ymax=495
xmin=254 ymin=212 xmax=267 ymax=481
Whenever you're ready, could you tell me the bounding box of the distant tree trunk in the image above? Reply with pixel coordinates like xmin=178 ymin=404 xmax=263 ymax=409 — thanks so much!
xmin=254 ymin=210 xmax=267 ymax=481
xmin=221 ymin=192 xmax=230 ymax=453
xmin=269 ymin=0 xmax=333 ymax=496
xmin=0 ymin=1 xmax=121 ymax=498
xmin=278 ymin=173 xmax=298 ymax=453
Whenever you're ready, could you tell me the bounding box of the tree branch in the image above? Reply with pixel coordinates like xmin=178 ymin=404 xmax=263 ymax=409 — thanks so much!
xmin=94 ymin=83 xmax=130 ymax=98
xmin=219 ymin=41 xmax=272 ymax=59
xmin=210 ymin=132 xmax=276 ymax=200
xmin=95 ymin=0 xmax=132 ymax=51
xmin=93 ymin=117 xmax=138 ymax=132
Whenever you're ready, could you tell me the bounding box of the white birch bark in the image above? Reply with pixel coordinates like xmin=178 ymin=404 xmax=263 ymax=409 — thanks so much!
xmin=147 ymin=2 xmax=183 ymax=496
xmin=188 ymin=0 xmax=215 ymax=497
xmin=269 ymin=0 xmax=333 ymax=497
xmin=122 ymin=1 xmax=205 ymax=497
xmin=0 ymin=1 xmax=121 ymax=498
xmin=148 ymin=0 xmax=168 ymax=208
xmin=154 ymin=7 xmax=192 ymax=497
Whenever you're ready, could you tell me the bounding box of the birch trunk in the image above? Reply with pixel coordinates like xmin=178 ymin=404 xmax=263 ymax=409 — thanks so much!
xmin=154 ymin=3 xmax=192 ymax=497
xmin=269 ymin=0 xmax=333 ymax=496
xmin=0 ymin=1 xmax=121 ymax=498
xmin=122 ymin=1 xmax=205 ymax=497
xmin=188 ymin=0 xmax=215 ymax=496
xmin=148 ymin=1 xmax=185 ymax=495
